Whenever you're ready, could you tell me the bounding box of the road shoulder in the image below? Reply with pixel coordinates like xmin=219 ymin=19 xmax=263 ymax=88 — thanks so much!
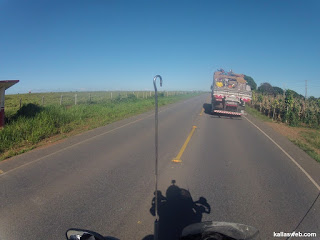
xmin=244 ymin=113 xmax=320 ymax=190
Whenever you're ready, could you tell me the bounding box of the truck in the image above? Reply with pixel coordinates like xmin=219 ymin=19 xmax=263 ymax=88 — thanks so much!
xmin=211 ymin=69 xmax=252 ymax=116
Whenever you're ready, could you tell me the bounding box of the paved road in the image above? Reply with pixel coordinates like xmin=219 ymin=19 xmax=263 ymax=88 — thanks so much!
xmin=0 ymin=94 xmax=319 ymax=240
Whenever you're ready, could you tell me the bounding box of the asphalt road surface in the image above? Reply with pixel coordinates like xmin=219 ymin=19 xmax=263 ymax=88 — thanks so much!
xmin=0 ymin=94 xmax=319 ymax=240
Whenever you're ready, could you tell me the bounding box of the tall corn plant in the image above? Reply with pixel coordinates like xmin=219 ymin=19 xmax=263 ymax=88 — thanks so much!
xmin=252 ymin=91 xmax=319 ymax=128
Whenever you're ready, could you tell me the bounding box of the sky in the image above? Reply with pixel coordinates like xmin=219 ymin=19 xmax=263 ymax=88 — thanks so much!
xmin=1 ymin=0 xmax=320 ymax=97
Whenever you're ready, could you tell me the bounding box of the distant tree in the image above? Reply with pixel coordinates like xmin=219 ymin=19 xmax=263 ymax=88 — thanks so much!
xmin=286 ymin=89 xmax=304 ymax=99
xmin=308 ymin=96 xmax=316 ymax=101
xmin=258 ymin=82 xmax=274 ymax=95
xmin=244 ymin=75 xmax=257 ymax=90
xmin=272 ymin=86 xmax=284 ymax=96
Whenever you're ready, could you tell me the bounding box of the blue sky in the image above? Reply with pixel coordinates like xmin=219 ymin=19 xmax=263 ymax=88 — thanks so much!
xmin=1 ymin=0 xmax=320 ymax=97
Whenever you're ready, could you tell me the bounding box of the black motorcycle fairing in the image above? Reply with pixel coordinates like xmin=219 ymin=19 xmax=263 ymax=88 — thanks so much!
xmin=180 ymin=221 xmax=260 ymax=240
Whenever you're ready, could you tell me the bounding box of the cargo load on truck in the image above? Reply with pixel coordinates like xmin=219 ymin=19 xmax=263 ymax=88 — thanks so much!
xmin=211 ymin=69 xmax=252 ymax=116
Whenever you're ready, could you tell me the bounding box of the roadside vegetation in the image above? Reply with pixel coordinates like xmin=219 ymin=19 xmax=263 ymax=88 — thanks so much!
xmin=0 ymin=91 xmax=200 ymax=160
xmin=251 ymin=84 xmax=320 ymax=128
xmin=245 ymin=105 xmax=272 ymax=122
xmin=245 ymin=80 xmax=320 ymax=162
xmin=291 ymin=138 xmax=320 ymax=163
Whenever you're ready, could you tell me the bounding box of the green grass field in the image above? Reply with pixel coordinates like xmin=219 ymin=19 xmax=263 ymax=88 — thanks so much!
xmin=4 ymin=91 xmax=185 ymax=118
xmin=1 ymin=91 xmax=200 ymax=160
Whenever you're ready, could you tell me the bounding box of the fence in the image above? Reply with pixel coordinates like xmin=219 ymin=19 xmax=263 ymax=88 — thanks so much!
xmin=5 ymin=91 xmax=192 ymax=113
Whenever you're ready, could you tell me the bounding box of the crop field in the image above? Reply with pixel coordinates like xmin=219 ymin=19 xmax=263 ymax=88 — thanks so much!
xmin=250 ymin=91 xmax=320 ymax=128
xmin=0 ymin=91 xmax=200 ymax=160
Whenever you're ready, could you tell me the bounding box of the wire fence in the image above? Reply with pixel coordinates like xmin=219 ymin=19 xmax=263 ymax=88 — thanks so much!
xmin=5 ymin=91 xmax=194 ymax=113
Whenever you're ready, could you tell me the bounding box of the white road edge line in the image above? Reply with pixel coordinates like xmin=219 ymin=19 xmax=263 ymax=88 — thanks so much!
xmin=243 ymin=115 xmax=320 ymax=192
xmin=0 ymin=96 xmax=199 ymax=176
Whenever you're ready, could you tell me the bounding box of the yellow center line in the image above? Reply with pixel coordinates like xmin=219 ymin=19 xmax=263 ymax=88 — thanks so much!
xmin=199 ymin=108 xmax=204 ymax=116
xmin=172 ymin=126 xmax=197 ymax=163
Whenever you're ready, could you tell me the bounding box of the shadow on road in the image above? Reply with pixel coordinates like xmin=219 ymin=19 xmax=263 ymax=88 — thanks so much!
xmin=202 ymin=103 xmax=212 ymax=115
xmin=142 ymin=180 xmax=211 ymax=240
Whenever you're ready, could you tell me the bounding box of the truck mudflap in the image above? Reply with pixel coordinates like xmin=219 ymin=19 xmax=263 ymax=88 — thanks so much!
xmin=213 ymin=110 xmax=242 ymax=116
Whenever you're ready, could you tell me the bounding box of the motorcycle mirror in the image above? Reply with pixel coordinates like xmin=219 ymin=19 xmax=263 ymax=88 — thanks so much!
xmin=66 ymin=228 xmax=105 ymax=240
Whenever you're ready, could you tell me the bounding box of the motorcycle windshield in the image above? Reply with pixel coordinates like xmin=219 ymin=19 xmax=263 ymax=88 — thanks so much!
xmin=181 ymin=221 xmax=260 ymax=240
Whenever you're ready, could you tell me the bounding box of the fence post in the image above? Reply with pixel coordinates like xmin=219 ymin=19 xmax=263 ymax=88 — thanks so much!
xmin=89 ymin=93 xmax=91 ymax=103
xmin=20 ymin=98 xmax=22 ymax=108
xmin=150 ymin=91 xmax=151 ymax=97
xmin=75 ymin=94 xmax=77 ymax=105
xmin=60 ymin=95 xmax=63 ymax=105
